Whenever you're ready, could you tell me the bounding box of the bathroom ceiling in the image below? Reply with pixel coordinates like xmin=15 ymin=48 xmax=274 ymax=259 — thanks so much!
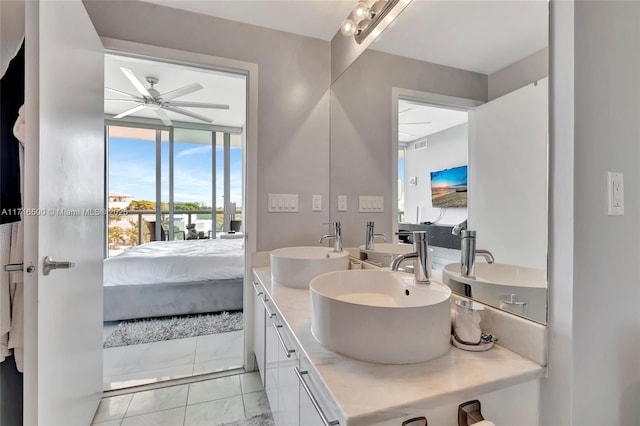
xmin=141 ymin=0 xmax=547 ymax=75
xmin=398 ymin=100 xmax=468 ymax=143
xmin=104 ymin=54 xmax=247 ymax=128
xmin=370 ymin=0 xmax=548 ymax=74
xmin=142 ymin=0 xmax=355 ymax=41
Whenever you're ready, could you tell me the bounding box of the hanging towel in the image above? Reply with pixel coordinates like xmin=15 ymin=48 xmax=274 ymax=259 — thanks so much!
xmin=0 ymin=224 xmax=12 ymax=362
xmin=8 ymin=105 xmax=25 ymax=372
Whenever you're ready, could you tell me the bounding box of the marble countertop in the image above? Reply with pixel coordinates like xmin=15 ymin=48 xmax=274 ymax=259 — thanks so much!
xmin=253 ymin=267 xmax=545 ymax=426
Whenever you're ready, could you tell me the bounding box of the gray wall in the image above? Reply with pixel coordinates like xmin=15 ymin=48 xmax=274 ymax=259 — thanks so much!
xmin=488 ymin=48 xmax=549 ymax=101
xmin=572 ymin=1 xmax=640 ymax=424
xmin=84 ymin=0 xmax=331 ymax=251
xmin=542 ymin=1 xmax=640 ymax=424
xmin=330 ymin=49 xmax=486 ymax=247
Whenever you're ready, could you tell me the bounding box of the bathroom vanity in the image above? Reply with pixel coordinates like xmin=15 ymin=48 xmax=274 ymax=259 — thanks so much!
xmin=252 ymin=266 xmax=545 ymax=426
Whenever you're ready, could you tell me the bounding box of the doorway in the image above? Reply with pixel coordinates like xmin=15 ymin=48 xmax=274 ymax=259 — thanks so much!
xmin=102 ymin=53 xmax=247 ymax=390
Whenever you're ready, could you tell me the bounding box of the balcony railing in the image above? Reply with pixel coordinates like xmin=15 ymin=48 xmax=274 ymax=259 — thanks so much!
xmin=108 ymin=208 xmax=241 ymax=249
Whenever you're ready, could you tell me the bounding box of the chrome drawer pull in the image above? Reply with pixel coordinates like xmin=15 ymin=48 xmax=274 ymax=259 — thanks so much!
xmin=252 ymin=281 xmax=263 ymax=297
xmin=273 ymin=324 xmax=295 ymax=358
xmin=294 ymin=367 xmax=339 ymax=426
xmin=261 ymin=297 xmax=276 ymax=318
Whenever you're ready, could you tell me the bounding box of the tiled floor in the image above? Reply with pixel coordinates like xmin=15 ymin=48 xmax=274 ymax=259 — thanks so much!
xmin=104 ymin=327 xmax=244 ymax=390
xmin=92 ymin=372 xmax=270 ymax=426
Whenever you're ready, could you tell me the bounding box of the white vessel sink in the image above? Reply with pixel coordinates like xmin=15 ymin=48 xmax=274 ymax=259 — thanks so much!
xmin=442 ymin=262 xmax=546 ymax=288
xmin=442 ymin=262 xmax=547 ymax=323
xmin=359 ymin=243 xmax=433 ymax=268
xmin=310 ymin=270 xmax=451 ymax=364
xmin=270 ymin=246 xmax=349 ymax=289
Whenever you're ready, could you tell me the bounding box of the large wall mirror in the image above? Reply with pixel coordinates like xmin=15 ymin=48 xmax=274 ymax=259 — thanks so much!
xmin=329 ymin=0 xmax=549 ymax=324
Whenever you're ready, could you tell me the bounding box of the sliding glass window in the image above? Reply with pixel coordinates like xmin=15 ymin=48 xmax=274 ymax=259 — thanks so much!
xmin=106 ymin=124 xmax=242 ymax=257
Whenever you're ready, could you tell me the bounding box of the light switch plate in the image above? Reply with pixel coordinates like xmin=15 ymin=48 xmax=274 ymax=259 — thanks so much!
xmin=312 ymin=195 xmax=322 ymax=212
xmin=359 ymin=196 xmax=384 ymax=213
xmin=607 ymin=172 xmax=624 ymax=215
xmin=268 ymin=194 xmax=299 ymax=213
xmin=338 ymin=195 xmax=347 ymax=212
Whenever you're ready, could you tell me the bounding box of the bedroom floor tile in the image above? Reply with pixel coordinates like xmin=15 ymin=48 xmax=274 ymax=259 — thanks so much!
xmin=104 ymin=343 xmax=153 ymax=377
xmin=142 ymin=337 xmax=198 ymax=371
xmin=104 ymin=326 xmax=243 ymax=390
xmin=194 ymin=331 xmax=243 ymax=364
xmin=193 ymin=357 xmax=243 ymax=376
xmin=104 ymin=364 xmax=194 ymax=391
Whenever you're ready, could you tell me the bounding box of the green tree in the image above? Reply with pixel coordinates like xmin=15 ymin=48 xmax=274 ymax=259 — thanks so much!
xmin=175 ymin=202 xmax=207 ymax=211
xmin=126 ymin=220 xmax=141 ymax=245
xmin=108 ymin=226 xmax=123 ymax=244
xmin=127 ymin=200 xmax=155 ymax=211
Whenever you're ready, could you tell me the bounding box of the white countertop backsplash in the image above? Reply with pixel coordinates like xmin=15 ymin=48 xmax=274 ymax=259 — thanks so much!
xmin=252 ymin=266 xmax=546 ymax=426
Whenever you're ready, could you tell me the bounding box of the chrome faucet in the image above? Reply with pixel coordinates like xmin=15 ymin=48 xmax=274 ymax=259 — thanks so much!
xmin=390 ymin=231 xmax=430 ymax=285
xmin=319 ymin=222 xmax=343 ymax=253
xmin=365 ymin=221 xmax=387 ymax=250
xmin=460 ymin=230 xmax=494 ymax=277
xmin=452 ymin=219 xmax=467 ymax=236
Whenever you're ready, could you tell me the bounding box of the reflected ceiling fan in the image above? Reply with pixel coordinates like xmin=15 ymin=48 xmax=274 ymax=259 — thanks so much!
xmin=105 ymin=67 xmax=229 ymax=126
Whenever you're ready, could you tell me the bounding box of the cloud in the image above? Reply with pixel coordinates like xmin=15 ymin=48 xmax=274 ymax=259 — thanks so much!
xmin=176 ymin=145 xmax=212 ymax=159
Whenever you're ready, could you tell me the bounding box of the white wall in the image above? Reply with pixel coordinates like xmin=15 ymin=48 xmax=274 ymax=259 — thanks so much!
xmin=404 ymin=123 xmax=468 ymax=225
xmin=84 ymin=0 xmax=331 ymax=251
xmin=469 ymin=78 xmax=548 ymax=270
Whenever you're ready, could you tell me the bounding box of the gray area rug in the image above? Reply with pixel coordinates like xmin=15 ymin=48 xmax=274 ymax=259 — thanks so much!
xmin=219 ymin=413 xmax=274 ymax=426
xmin=103 ymin=311 xmax=243 ymax=348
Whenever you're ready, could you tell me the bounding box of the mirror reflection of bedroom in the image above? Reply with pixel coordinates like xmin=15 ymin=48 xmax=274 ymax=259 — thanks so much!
xmin=102 ymin=54 xmax=247 ymax=390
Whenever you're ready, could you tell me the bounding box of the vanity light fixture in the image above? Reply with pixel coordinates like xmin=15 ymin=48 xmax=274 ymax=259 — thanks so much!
xmin=340 ymin=0 xmax=403 ymax=44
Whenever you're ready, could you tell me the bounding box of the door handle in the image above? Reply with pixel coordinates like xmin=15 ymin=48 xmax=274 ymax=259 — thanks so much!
xmin=43 ymin=256 xmax=75 ymax=276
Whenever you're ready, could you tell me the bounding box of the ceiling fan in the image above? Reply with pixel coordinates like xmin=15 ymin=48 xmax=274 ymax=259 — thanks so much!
xmin=105 ymin=67 xmax=230 ymax=126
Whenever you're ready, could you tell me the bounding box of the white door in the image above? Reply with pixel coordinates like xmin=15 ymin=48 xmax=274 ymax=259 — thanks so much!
xmin=23 ymin=1 xmax=104 ymax=424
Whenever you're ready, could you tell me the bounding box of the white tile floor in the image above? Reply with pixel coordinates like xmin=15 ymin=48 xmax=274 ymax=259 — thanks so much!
xmin=92 ymin=372 xmax=270 ymax=426
xmin=104 ymin=327 xmax=244 ymax=390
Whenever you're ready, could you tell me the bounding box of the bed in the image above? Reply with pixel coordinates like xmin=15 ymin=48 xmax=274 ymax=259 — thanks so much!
xmin=103 ymin=238 xmax=244 ymax=321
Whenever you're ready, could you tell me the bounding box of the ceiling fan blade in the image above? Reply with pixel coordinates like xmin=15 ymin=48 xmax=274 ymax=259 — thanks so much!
xmin=401 ymin=121 xmax=432 ymax=125
xmin=160 ymin=83 xmax=203 ymax=101
xmin=120 ymin=67 xmax=151 ymax=97
xmin=105 ymin=99 xmax=139 ymax=103
xmin=163 ymin=106 xmax=213 ymax=123
xmin=155 ymin=109 xmax=173 ymax=126
xmin=114 ymin=104 xmax=146 ymax=119
xmin=165 ymin=100 xmax=229 ymax=110
xmin=105 ymin=87 xmax=140 ymax=99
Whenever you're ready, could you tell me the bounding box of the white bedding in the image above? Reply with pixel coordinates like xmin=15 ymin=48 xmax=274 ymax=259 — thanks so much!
xmin=104 ymin=238 xmax=244 ymax=286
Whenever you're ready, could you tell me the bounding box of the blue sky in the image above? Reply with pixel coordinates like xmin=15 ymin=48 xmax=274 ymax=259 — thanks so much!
xmin=109 ymin=136 xmax=242 ymax=208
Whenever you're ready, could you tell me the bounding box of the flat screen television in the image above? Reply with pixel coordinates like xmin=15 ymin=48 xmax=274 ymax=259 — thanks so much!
xmin=430 ymin=165 xmax=468 ymax=208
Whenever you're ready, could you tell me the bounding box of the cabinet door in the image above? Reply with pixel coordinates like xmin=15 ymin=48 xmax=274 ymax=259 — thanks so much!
xmin=264 ymin=298 xmax=280 ymax=424
xmin=251 ymin=282 xmax=266 ymax=385
xmin=276 ymin=324 xmax=299 ymax=426
xmin=298 ymin=356 xmax=340 ymax=426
